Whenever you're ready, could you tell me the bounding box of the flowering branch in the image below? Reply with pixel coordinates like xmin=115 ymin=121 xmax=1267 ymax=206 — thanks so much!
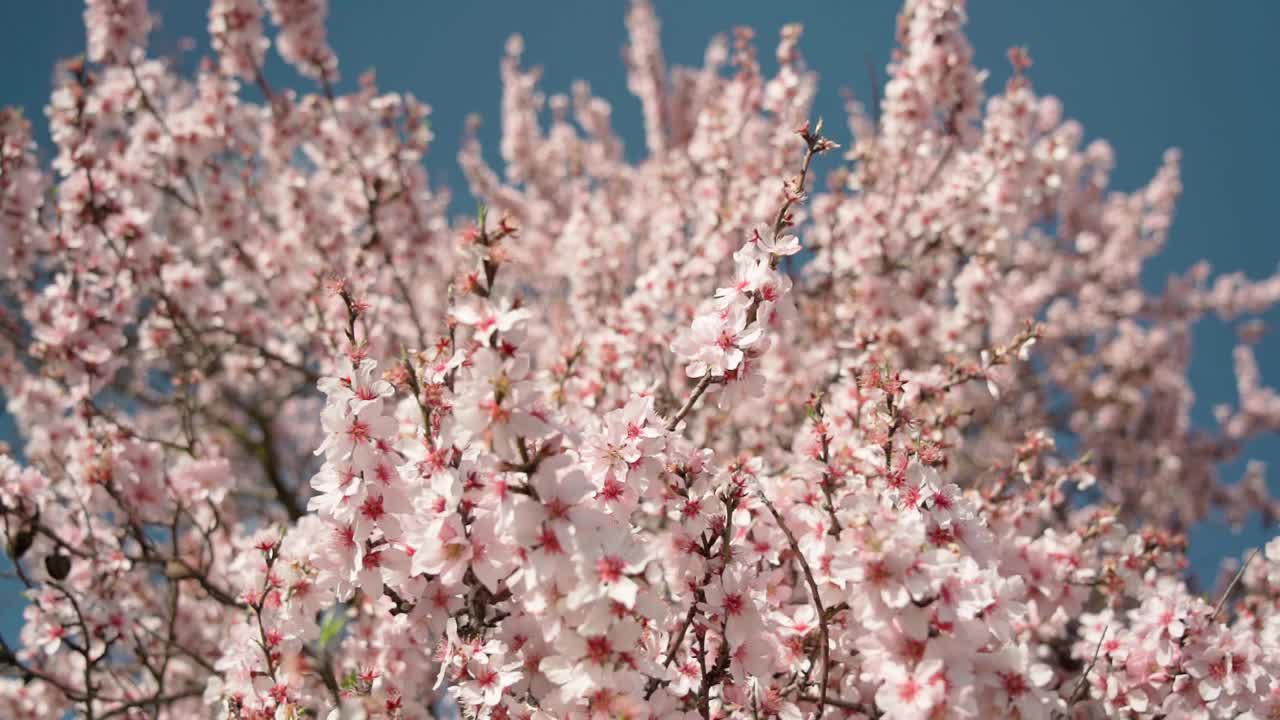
xmin=757 ymin=487 xmax=830 ymax=719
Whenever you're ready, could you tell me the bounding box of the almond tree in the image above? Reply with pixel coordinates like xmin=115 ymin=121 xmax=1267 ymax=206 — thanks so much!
xmin=2 ymin=1 xmax=1279 ymax=718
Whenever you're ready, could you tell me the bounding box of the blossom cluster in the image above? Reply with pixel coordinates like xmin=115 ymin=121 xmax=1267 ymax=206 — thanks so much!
xmin=1 ymin=0 xmax=1278 ymax=718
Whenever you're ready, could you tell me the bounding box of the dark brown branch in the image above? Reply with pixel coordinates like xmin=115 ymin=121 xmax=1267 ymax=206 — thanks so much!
xmin=665 ymin=374 xmax=718 ymax=432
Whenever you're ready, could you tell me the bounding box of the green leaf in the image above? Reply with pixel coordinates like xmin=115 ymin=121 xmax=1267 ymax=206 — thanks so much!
xmin=339 ymin=670 xmax=359 ymax=691
xmin=318 ymin=608 xmax=347 ymax=650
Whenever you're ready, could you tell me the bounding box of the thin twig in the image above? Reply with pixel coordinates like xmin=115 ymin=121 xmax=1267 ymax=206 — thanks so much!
xmin=799 ymin=693 xmax=868 ymax=713
xmin=665 ymin=375 xmax=717 ymax=431
xmin=1065 ymin=627 xmax=1106 ymax=710
xmin=757 ymin=487 xmax=829 ymax=719
xmin=1211 ymin=549 xmax=1259 ymax=622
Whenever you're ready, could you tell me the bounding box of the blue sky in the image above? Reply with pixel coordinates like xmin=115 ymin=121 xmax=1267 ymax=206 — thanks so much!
xmin=1 ymin=1 xmax=1277 ymax=637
